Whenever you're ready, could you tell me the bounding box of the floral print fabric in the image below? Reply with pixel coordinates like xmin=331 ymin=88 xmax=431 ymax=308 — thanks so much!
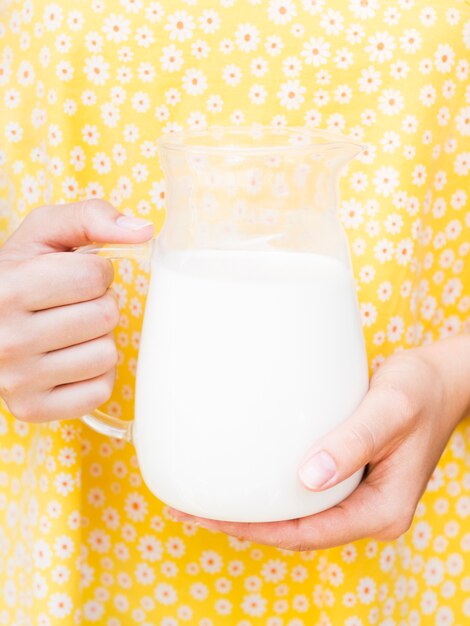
xmin=0 ymin=0 xmax=469 ymax=624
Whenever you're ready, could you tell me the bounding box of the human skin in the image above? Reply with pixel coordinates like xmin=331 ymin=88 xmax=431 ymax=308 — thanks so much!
xmin=0 ymin=200 xmax=154 ymax=422
xmin=169 ymin=334 xmax=470 ymax=550
xmin=1 ymin=200 xmax=468 ymax=550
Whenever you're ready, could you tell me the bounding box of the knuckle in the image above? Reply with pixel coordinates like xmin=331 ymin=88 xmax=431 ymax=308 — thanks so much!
xmin=99 ymin=336 xmax=119 ymax=370
xmin=348 ymin=421 xmax=377 ymax=462
xmin=0 ymin=274 xmax=22 ymax=310
xmin=24 ymin=204 xmax=52 ymax=225
xmin=90 ymin=378 xmax=113 ymax=408
xmin=0 ymin=370 xmax=26 ymax=398
xmin=374 ymin=503 xmax=414 ymax=541
xmin=9 ymin=398 xmax=45 ymax=423
xmin=85 ymin=257 xmax=114 ymax=296
xmin=0 ymin=331 xmax=21 ymax=361
xmin=95 ymin=293 xmax=120 ymax=330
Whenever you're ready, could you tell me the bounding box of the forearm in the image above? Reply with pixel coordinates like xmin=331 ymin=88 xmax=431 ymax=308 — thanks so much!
xmin=418 ymin=333 xmax=470 ymax=427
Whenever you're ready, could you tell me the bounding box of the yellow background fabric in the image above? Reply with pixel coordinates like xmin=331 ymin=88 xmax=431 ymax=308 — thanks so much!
xmin=0 ymin=1 xmax=469 ymax=624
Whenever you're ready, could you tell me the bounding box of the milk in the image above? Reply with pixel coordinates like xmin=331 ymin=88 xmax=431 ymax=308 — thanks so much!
xmin=133 ymin=249 xmax=368 ymax=522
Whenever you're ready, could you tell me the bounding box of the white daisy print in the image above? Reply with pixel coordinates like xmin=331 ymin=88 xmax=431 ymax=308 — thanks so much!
xmin=235 ymin=23 xmax=260 ymax=53
xmin=378 ymin=89 xmax=404 ymax=115
xmin=366 ymin=31 xmax=396 ymax=63
xmin=277 ymin=79 xmax=306 ymax=110
xmin=102 ymin=14 xmax=131 ymax=42
xmin=84 ymin=55 xmax=110 ymax=86
xmin=301 ymin=36 xmax=330 ymax=66
xmin=349 ymin=0 xmax=379 ymax=20
xmin=165 ymin=10 xmax=195 ymax=42
xmin=222 ymin=64 xmax=242 ymax=86
xmin=358 ymin=66 xmax=381 ymax=93
xmin=182 ymin=68 xmax=208 ymax=95
xmin=155 ymin=583 xmax=178 ymax=605
xmin=455 ymin=106 xmax=470 ymax=136
xmin=320 ymin=9 xmax=344 ymax=36
xmin=249 ymin=84 xmax=267 ymax=105
xmin=48 ymin=593 xmax=72 ymax=618
xmin=267 ymin=0 xmax=297 ymax=26
xmin=199 ymin=9 xmax=220 ymax=34
xmin=373 ymin=165 xmax=400 ymax=196
xmin=399 ymin=29 xmax=422 ymax=54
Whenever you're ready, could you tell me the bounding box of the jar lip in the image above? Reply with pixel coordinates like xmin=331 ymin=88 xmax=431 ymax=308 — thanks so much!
xmin=157 ymin=125 xmax=366 ymax=156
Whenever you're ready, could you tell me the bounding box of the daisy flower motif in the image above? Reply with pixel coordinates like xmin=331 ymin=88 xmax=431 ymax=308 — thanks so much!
xmin=235 ymin=23 xmax=260 ymax=53
xmin=135 ymin=563 xmax=155 ymax=585
xmin=43 ymin=3 xmax=63 ymax=32
xmin=374 ymin=238 xmax=395 ymax=263
xmin=265 ymin=34 xmax=284 ymax=56
xmin=155 ymin=582 xmax=178 ymax=605
xmin=390 ymin=60 xmax=410 ymax=80
xmin=83 ymin=600 xmax=104 ymax=622
xmin=249 ymin=84 xmax=268 ymax=105
xmin=358 ymin=65 xmax=381 ymax=94
xmin=312 ymin=89 xmax=329 ymax=108
xmin=34 ymin=539 xmax=52 ymax=569
xmin=365 ymin=31 xmax=396 ymax=63
xmin=200 ymin=550 xmax=223 ymax=574
xmin=191 ymin=39 xmax=210 ymax=60
xmin=102 ymin=14 xmax=131 ymax=43
xmin=301 ymin=36 xmax=330 ymax=67
xmin=277 ymin=79 xmax=306 ymax=110
xmin=88 ymin=529 xmax=111 ymax=554
xmin=241 ymin=593 xmax=267 ymax=617
xmin=349 ymin=0 xmax=379 ymax=20
xmin=399 ymin=29 xmax=422 ymax=54
xmin=84 ymin=55 xmax=110 ymax=86
xmin=334 ymin=47 xmax=354 ymax=70
xmin=198 ymin=9 xmax=220 ymax=34
xmin=282 ymin=55 xmax=302 ymax=78
xmin=378 ymin=89 xmax=404 ymax=115
xmin=190 ymin=582 xmax=209 ymax=600
xmin=251 ymin=56 xmax=269 ymax=77
xmin=320 ymin=9 xmax=344 ymax=36
xmin=301 ymin=0 xmax=325 ymax=15
xmin=261 ymin=559 xmax=287 ymax=583
xmin=138 ymin=535 xmax=163 ymax=562
xmin=146 ymin=2 xmax=165 ymax=23
xmin=120 ymin=0 xmax=143 ymax=12
xmin=222 ymin=64 xmax=242 ymax=86
xmin=182 ymin=68 xmax=208 ymax=96
xmin=206 ymin=94 xmax=224 ymax=113
xmin=455 ymin=106 xmax=470 ymax=137
xmin=357 ymin=577 xmax=377 ymax=604
xmin=16 ymin=60 xmax=35 ymax=86
xmin=165 ymin=10 xmax=195 ymax=42
xmin=48 ymin=593 xmax=72 ymax=618
xmin=373 ymin=165 xmax=400 ymax=197
xmin=187 ymin=111 xmax=207 ymax=129
xmin=267 ymin=0 xmax=297 ymax=26
xmin=215 ymin=599 xmax=232 ymax=615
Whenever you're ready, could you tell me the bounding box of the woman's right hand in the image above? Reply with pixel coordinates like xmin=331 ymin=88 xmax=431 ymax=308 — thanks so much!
xmin=0 ymin=200 xmax=154 ymax=422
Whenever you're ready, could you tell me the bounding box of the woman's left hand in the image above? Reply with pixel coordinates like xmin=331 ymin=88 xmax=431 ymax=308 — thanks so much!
xmin=169 ymin=337 xmax=470 ymax=550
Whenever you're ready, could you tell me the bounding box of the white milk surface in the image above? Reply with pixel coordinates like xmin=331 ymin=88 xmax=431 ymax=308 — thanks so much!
xmin=134 ymin=249 xmax=368 ymax=522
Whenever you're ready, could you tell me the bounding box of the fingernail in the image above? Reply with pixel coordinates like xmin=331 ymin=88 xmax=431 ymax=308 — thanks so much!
xmin=299 ymin=450 xmax=337 ymax=490
xmin=116 ymin=215 xmax=154 ymax=231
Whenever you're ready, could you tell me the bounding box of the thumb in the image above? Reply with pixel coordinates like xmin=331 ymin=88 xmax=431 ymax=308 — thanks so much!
xmin=2 ymin=199 xmax=154 ymax=256
xmin=298 ymin=385 xmax=410 ymax=491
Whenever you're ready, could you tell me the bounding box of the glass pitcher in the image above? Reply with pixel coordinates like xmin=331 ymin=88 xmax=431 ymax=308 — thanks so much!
xmin=80 ymin=126 xmax=368 ymax=523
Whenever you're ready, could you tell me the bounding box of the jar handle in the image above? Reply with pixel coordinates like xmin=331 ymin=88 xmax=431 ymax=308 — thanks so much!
xmin=74 ymin=239 xmax=154 ymax=442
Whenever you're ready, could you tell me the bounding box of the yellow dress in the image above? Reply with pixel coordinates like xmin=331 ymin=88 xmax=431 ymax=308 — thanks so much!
xmin=1 ymin=1 xmax=469 ymax=624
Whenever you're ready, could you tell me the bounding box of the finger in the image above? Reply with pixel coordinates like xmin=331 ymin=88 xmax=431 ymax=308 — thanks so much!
xmin=2 ymin=199 xmax=154 ymax=257
xmin=170 ymin=474 xmax=403 ymax=551
xmin=38 ymin=334 xmax=118 ymax=388
xmin=39 ymin=368 xmax=117 ymax=422
xmin=297 ymin=384 xmax=411 ymax=491
xmin=14 ymin=252 xmax=114 ymax=311
xmin=29 ymin=290 xmax=119 ymax=353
